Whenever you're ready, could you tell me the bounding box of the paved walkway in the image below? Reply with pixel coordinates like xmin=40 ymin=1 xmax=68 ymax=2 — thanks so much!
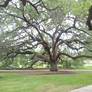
xmin=0 ymin=69 xmax=92 ymax=74
xmin=70 ymin=85 xmax=92 ymax=92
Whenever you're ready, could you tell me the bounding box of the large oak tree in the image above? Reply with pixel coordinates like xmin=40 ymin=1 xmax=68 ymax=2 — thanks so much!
xmin=0 ymin=0 xmax=92 ymax=71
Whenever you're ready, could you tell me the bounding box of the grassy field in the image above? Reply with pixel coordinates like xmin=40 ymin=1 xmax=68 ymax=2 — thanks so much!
xmin=0 ymin=73 xmax=92 ymax=92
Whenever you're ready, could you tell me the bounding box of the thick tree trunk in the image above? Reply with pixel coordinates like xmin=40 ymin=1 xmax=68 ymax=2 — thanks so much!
xmin=50 ymin=61 xmax=58 ymax=71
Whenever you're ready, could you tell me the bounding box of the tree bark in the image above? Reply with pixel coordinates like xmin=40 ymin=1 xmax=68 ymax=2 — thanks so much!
xmin=50 ymin=61 xmax=58 ymax=71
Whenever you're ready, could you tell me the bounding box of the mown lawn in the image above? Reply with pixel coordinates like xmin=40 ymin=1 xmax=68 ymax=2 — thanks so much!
xmin=0 ymin=73 xmax=92 ymax=92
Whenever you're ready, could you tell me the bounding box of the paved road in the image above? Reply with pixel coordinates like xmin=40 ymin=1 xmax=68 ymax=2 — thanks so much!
xmin=69 ymin=85 xmax=92 ymax=92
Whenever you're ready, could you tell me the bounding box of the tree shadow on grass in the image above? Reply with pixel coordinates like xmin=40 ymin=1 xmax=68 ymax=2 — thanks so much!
xmin=0 ymin=77 xmax=3 ymax=79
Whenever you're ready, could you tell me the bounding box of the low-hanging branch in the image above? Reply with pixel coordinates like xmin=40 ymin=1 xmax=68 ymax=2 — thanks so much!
xmin=58 ymin=52 xmax=92 ymax=60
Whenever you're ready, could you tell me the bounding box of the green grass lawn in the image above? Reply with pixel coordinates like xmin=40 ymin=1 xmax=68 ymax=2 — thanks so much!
xmin=0 ymin=73 xmax=92 ymax=92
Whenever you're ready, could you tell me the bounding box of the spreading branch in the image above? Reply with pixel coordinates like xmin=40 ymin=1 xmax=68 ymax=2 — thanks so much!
xmin=58 ymin=52 xmax=92 ymax=60
xmin=0 ymin=0 xmax=12 ymax=7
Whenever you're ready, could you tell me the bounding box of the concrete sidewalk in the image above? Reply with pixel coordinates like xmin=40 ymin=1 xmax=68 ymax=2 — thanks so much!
xmin=69 ymin=85 xmax=92 ymax=92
